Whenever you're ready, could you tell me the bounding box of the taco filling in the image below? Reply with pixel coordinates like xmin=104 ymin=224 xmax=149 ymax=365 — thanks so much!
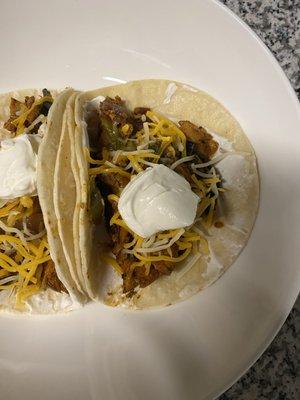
xmin=0 ymin=90 xmax=66 ymax=310
xmin=86 ymin=96 xmax=225 ymax=295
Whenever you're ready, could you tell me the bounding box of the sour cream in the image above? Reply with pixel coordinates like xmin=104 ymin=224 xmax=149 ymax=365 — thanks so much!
xmin=118 ymin=164 xmax=199 ymax=238
xmin=0 ymin=134 xmax=39 ymax=199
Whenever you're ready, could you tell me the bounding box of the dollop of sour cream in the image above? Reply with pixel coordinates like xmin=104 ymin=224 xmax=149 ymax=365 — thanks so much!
xmin=118 ymin=164 xmax=199 ymax=238
xmin=0 ymin=134 xmax=39 ymax=199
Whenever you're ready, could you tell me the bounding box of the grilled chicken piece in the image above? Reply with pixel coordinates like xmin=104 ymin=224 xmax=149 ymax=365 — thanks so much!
xmin=43 ymin=260 xmax=67 ymax=293
xmin=179 ymin=120 xmax=219 ymax=160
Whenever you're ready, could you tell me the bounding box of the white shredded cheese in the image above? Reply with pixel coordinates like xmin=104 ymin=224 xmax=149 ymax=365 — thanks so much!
xmin=125 ymin=162 xmax=133 ymax=171
xmin=112 ymin=150 xmax=122 ymax=164
xmin=132 ymin=228 xmax=185 ymax=253
xmin=137 ymin=141 xmax=156 ymax=150
xmin=23 ymin=114 xmax=46 ymax=135
xmin=0 ymin=275 xmax=18 ymax=286
xmin=152 ymin=238 xmax=169 ymax=247
xmin=177 ymin=139 xmax=184 ymax=152
xmin=143 ymin=122 xmax=150 ymax=143
xmin=167 ymin=247 xmax=173 ymax=257
xmin=22 ymin=222 xmax=46 ymax=242
xmin=136 ymin=159 xmax=157 ymax=167
xmin=0 ymin=220 xmax=28 ymax=247
xmin=105 ymin=160 xmax=118 ymax=168
xmin=170 ymin=155 xmax=195 ymax=170
xmin=142 ymin=234 xmax=156 ymax=248
xmin=192 ymin=153 xmax=229 ymax=169
xmin=192 ymin=169 xmax=215 ymax=178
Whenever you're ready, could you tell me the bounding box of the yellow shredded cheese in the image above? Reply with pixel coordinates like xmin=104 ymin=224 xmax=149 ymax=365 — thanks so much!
xmin=89 ymin=165 xmax=131 ymax=178
xmin=123 ymin=235 xmax=139 ymax=249
xmin=157 ymin=229 xmax=182 ymax=240
xmin=0 ymin=282 xmax=18 ymax=291
xmin=84 ymin=147 xmax=104 ymax=165
xmin=19 ymin=196 xmax=33 ymax=208
xmin=23 ymin=241 xmax=46 ymax=287
xmin=191 ymin=174 xmax=206 ymax=195
xmin=110 ymin=211 xmax=120 ymax=226
xmin=146 ymin=111 xmax=187 ymax=156
xmin=0 ymin=200 xmax=52 ymax=307
xmin=127 ymin=155 xmax=143 ymax=172
xmin=0 ymin=269 xmax=9 ymax=278
xmin=197 ymin=197 xmax=213 ymax=217
xmin=6 ymin=197 xmax=34 ymax=227
xmin=0 ymin=200 xmax=19 ymax=218
xmin=107 ymin=194 xmax=120 ymax=203
xmin=100 ymin=254 xmax=123 ymax=274
xmin=176 ymin=241 xmax=193 ymax=250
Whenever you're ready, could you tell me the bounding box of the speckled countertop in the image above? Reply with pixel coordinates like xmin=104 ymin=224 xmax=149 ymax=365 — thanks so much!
xmin=218 ymin=1 xmax=300 ymax=399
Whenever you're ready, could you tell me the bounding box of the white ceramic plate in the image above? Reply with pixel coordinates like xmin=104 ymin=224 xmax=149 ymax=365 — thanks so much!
xmin=0 ymin=1 xmax=299 ymax=399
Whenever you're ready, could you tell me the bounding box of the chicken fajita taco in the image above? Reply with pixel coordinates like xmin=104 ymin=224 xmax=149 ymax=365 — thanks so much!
xmin=71 ymin=80 xmax=259 ymax=309
xmin=0 ymin=88 xmax=86 ymax=313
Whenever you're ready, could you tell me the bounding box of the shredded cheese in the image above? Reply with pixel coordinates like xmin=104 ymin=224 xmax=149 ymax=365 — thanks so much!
xmin=0 ymin=220 xmax=28 ymax=247
xmin=137 ymin=159 xmax=157 ymax=168
xmin=107 ymin=194 xmax=119 ymax=203
xmin=100 ymin=254 xmax=123 ymax=274
xmin=127 ymin=155 xmax=143 ymax=172
xmin=191 ymin=174 xmax=206 ymax=195
xmin=118 ymin=149 xmax=155 ymax=156
xmin=192 ymin=152 xmax=228 ymax=169
xmin=22 ymin=114 xmax=46 ymax=135
xmin=22 ymin=221 xmax=46 ymax=242
xmin=11 ymin=96 xmax=53 ymax=136
xmin=133 ymin=248 xmax=191 ymax=263
xmin=0 ymin=275 xmax=18 ymax=286
xmin=85 ymin=147 xmax=104 ymax=165
xmin=0 ymin=200 xmax=19 ymax=218
xmin=170 ymin=155 xmax=195 ymax=170
xmin=191 ymin=167 xmax=215 ymax=178
xmin=142 ymin=234 xmax=157 ymax=248
xmin=123 ymin=235 xmax=139 ymax=249
xmin=0 ymin=195 xmax=51 ymax=307
xmin=131 ymin=229 xmax=185 ymax=254
xmin=89 ymin=165 xmax=131 ymax=179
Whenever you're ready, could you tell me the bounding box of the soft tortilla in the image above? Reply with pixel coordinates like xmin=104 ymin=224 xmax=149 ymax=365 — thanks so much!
xmin=37 ymin=88 xmax=86 ymax=307
xmin=73 ymin=98 xmax=97 ymax=298
xmin=74 ymin=80 xmax=259 ymax=309
xmin=66 ymin=93 xmax=95 ymax=298
xmin=53 ymin=92 xmax=88 ymax=296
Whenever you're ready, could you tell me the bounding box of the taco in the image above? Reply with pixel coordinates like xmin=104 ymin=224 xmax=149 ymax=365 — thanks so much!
xmin=72 ymin=79 xmax=259 ymax=309
xmin=0 ymin=88 xmax=86 ymax=313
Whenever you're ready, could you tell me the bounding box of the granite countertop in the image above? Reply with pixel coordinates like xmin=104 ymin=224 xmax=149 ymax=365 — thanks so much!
xmin=218 ymin=1 xmax=300 ymax=399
